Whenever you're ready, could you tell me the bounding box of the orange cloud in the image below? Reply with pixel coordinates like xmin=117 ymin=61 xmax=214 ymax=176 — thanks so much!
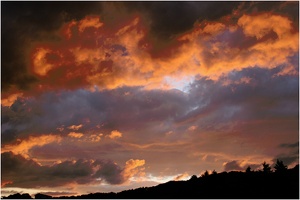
xmin=88 ymin=133 xmax=103 ymax=142
xmin=27 ymin=12 xmax=297 ymax=94
xmin=1 ymin=180 xmax=13 ymax=187
xmin=122 ymin=159 xmax=146 ymax=181
xmin=107 ymin=130 xmax=122 ymax=139
xmin=173 ymin=172 xmax=190 ymax=181
xmin=203 ymin=22 xmax=226 ymax=35
xmin=178 ymin=13 xmax=298 ymax=80
xmin=188 ymin=125 xmax=197 ymax=131
xmin=274 ymin=65 xmax=298 ymax=77
xmin=67 ymin=124 xmax=83 ymax=131
xmin=2 ymin=135 xmax=62 ymax=158
xmin=32 ymin=48 xmax=55 ymax=76
xmin=1 ymin=92 xmax=23 ymax=107
xmin=238 ymin=13 xmax=292 ymax=39
xmin=78 ymin=16 xmax=103 ymax=32
xmin=68 ymin=132 xmax=84 ymax=138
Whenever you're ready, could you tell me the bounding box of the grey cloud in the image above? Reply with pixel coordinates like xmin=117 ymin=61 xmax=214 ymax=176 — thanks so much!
xmin=1 ymin=152 xmax=132 ymax=188
xmin=92 ymin=160 xmax=124 ymax=184
xmin=178 ymin=66 xmax=299 ymax=132
xmin=2 ymin=87 xmax=190 ymax=146
xmin=279 ymin=142 xmax=299 ymax=149
xmin=272 ymin=156 xmax=299 ymax=167
xmin=224 ymin=160 xmax=261 ymax=172
xmin=36 ymin=191 xmax=78 ymax=197
xmin=223 ymin=160 xmax=243 ymax=171
xmin=247 ymin=164 xmax=261 ymax=171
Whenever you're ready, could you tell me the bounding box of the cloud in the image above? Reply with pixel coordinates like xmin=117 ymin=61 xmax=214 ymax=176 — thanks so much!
xmin=272 ymin=156 xmax=299 ymax=168
xmin=2 ymin=2 xmax=298 ymax=98
xmin=1 ymin=64 xmax=297 ymax=178
xmin=223 ymin=160 xmax=244 ymax=171
xmin=173 ymin=172 xmax=189 ymax=181
xmin=1 ymin=152 xmax=146 ymax=188
xmin=2 ymin=135 xmax=62 ymax=158
xmin=1 ymin=1 xmax=103 ymax=92
xmin=1 ymin=87 xmax=190 ymax=147
xmin=107 ymin=130 xmax=122 ymax=139
xmin=187 ymin=126 xmax=197 ymax=131
xmin=68 ymin=124 xmax=83 ymax=131
xmin=1 ymin=93 xmax=23 ymax=107
xmin=88 ymin=134 xmax=103 ymax=142
xmin=122 ymin=159 xmax=146 ymax=181
xmin=178 ymin=13 xmax=298 ymax=81
xmin=78 ymin=15 xmax=103 ymax=32
xmin=223 ymin=159 xmax=266 ymax=172
xmin=68 ymin=132 xmax=84 ymax=138
xmin=4 ymin=5 xmax=298 ymax=97
xmin=279 ymin=142 xmax=299 ymax=149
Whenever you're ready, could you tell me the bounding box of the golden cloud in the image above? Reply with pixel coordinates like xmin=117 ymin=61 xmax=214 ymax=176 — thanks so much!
xmin=68 ymin=132 xmax=84 ymax=138
xmin=2 ymin=135 xmax=62 ymax=158
xmin=107 ymin=130 xmax=123 ymax=139
xmin=67 ymin=124 xmax=83 ymax=131
xmin=173 ymin=172 xmax=190 ymax=181
xmin=1 ymin=92 xmax=23 ymax=107
xmin=122 ymin=159 xmax=146 ymax=181
xmin=27 ymin=12 xmax=298 ymax=93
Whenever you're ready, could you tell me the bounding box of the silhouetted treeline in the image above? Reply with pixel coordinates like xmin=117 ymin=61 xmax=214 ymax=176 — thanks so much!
xmin=2 ymin=162 xmax=299 ymax=199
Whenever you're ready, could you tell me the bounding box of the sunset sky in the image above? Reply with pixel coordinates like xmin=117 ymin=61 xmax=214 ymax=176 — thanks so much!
xmin=1 ymin=1 xmax=299 ymax=197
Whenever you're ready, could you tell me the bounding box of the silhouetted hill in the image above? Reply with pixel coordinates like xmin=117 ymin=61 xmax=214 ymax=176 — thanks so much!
xmin=3 ymin=164 xmax=299 ymax=199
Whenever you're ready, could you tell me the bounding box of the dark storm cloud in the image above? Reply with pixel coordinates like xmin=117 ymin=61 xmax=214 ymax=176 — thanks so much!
xmin=1 ymin=1 xmax=103 ymax=92
xmin=1 ymin=151 xmax=136 ymax=188
xmin=124 ymin=2 xmax=240 ymax=39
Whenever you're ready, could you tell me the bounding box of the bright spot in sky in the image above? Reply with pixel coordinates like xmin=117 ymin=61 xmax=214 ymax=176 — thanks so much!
xmin=163 ymin=75 xmax=195 ymax=92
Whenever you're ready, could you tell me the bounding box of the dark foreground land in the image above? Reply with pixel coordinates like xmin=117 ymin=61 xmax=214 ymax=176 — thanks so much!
xmin=3 ymin=164 xmax=299 ymax=199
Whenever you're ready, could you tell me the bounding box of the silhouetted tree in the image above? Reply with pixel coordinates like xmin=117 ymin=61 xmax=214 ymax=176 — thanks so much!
xmin=246 ymin=166 xmax=251 ymax=173
xmin=262 ymin=161 xmax=271 ymax=173
xmin=201 ymin=170 xmax=209 ymax=177
xmin=212 ymin=170 xmax=217 ymax=175
xmin=189 ymin=175 xmax=198 ymax=181
xmin=274 ymin=159 xmax=287 ymax=173
xmin=3 ymin=193 xmax=32 ymax=199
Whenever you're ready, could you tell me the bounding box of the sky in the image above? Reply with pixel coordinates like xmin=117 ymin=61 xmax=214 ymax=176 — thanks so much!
xmin=1 ymin=1 xmax=299 ymax=197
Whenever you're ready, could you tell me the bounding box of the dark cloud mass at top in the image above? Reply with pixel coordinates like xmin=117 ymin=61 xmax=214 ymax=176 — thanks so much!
xmin=1 ymin=2 xmax=103 ymax=92
xmin=124 ymin=2 xmax=240 ymax=38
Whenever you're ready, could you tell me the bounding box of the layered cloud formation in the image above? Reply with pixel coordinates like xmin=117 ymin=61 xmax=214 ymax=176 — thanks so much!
xmin=1 ymin=1 xmax=299 ymax=197
xmin=2 ymin=151 xmax=145 ymax=188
